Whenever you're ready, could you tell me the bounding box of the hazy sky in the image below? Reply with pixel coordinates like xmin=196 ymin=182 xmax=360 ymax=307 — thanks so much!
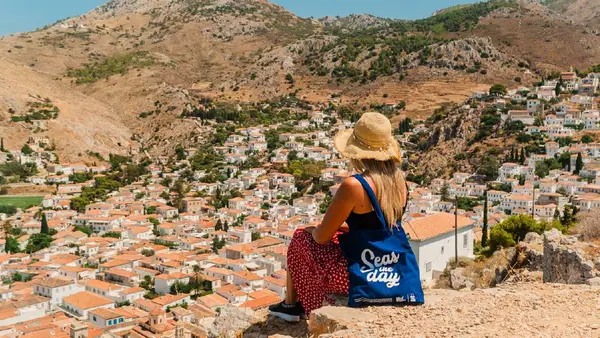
xmin=0 ymin=0 xmax=480 ymax=36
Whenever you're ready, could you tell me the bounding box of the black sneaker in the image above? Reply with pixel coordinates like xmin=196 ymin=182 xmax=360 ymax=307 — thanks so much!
xmin=268 ymin=301 xmax=306 ymax=322
xmin=297 ymin=302 xmax=308 ymax=320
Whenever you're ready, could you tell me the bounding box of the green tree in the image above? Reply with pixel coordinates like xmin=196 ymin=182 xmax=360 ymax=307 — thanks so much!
xmin=285 ymin=73 xmax=295 ymax=84
xmin=0 ymin=138 xmax=4 ymax=152
xmin=223 ymin=221 xmax=229 ymax=232
xmin=535 ymin=162 xmax=550 ymax=178
xmin=175 ymin=145 xmax=185 ymax=161
xmin=5 ymin=237 xmax=20 ymax=254
xmin=70 ymin=197 xmax=90 ymax=213
xmin=489 ymin=84 xmax=507 ymax=97
xmin=40 ymin=213 xmax=49 ymax=234
xmin=488 ymin=215 xmax=544 ymax=252
xmin=561 ymin=205 xmax=575 ymax=227
xmin=481 ymin=192 xmax=489 ymax=248
xmin=102 ymin=231 xmax=121 ymax=239
xmin=25 ymin=233 xmax=53 ymax=253
xmin=440 ymin=184 xmax=449 ymax=202
xmin=141 ymin=249 xmax=154 ymax=257
xmin=191 ymin=265 xmax=204 ymax=298
xmin=215 ymin=219 xmax=222 ymax=231
xmin=74 ymin=225 xmax=92 ymax=236
xmin=251 ymin=232 xmax=261 ymax=241
xmin=553 ymin=208 xmax=561 ymax=221
xmin=574 ymin=152 xmax=583 ymax=174
xmin=211 ymin=237 xmax=222 ymax=253
xmin=519 ymin=147 xmax=526 ymax=164
xmin=555 ymin=79 xmax=563 ymax=96
xmin=140 ymin=275 xmax=153 ymax=291
xmin=581 ymin=135 xmax=594 ymax=144
xmin=21 ymin=144 xmax=34 ymax=155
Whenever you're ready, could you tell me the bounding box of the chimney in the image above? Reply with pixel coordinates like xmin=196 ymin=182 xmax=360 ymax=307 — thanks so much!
xmin=70 ymin=322 xmax=88 ymax=338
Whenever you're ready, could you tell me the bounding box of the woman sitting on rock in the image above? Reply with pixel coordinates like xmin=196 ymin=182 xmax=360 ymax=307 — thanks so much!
xmin=268 ymin=112 xmax=411 ymax=322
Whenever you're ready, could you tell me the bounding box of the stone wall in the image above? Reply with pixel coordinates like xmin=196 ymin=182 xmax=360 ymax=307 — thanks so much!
xmin=521 ymin=229 xmax=600 ymax=286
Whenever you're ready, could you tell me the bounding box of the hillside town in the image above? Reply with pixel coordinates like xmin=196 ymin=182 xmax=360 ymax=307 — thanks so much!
xmin=0 ymin=69 xmax=599 ymax=337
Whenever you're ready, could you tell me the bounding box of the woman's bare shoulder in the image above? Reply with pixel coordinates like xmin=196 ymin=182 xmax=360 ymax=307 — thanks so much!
xmin=341 ymin=176 xmax=361 ymax=189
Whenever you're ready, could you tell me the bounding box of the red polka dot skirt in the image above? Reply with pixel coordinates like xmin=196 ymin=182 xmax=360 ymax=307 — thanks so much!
xmin=287 ymin=229 xmax=349 ymax=316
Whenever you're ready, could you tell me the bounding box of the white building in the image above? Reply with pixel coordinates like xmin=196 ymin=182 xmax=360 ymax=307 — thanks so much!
xmin=404 ymin=213 xmax=476 ymax=282
xmin=154 ymin=273 xmax=190 ymax=295
xmin=62 ymin=291 xmax=114 ymax=319
xmin=33 ymin=277 xmax=84 ymax=309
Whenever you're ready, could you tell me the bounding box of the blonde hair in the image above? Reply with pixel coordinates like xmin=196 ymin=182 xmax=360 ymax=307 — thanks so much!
xmin=351 ymin=158 xmax=408 ymax=228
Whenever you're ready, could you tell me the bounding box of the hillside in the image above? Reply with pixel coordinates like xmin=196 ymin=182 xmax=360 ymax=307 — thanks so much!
xmin=540 ymin=0 xmax=600 ymax=25
xmin=0 ymin=0 xmax=598 ymax=161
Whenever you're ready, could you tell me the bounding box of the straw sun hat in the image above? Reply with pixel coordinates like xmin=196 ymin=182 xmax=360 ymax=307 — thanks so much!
xmin=334 ymin=112 xmax=401 ymax=162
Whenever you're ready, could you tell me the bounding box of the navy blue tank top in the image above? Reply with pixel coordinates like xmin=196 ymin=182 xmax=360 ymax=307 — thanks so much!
xmin=345 ymin=211 xmax=381 ymax=230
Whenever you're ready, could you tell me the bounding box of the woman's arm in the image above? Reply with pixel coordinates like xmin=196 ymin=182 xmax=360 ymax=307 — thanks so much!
xmin=311 ymin=177 xmax=359 ymax=244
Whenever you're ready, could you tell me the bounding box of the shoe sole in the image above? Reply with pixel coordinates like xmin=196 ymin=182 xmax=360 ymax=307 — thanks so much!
xmin=268 ymin=310 xmax=300 ymax=322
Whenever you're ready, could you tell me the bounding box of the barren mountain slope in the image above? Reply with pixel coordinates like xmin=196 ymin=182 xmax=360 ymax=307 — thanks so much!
xmin=0 ymin=0 xmax=599 ymax=161
xmin=468 ymin=1 xmax=600 ymax=70
xmin=540 ymin=0 xmax=600 ymax=25
xmin=0 ymin=57 xmax=132 ymax=162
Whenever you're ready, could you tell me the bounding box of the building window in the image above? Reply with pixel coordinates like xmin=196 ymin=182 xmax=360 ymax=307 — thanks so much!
xmin=426 ymin=262 xmax=432 ymax=272
xmin=440 ymin=246 xmax=444 ymax=254
xmin=93 ymin=316 xmax=97 ymax=321
xmin=463 ymin=234 xmax=468 ymax=248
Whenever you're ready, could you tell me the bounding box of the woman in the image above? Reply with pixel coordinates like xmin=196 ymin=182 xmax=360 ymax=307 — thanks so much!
xmin=268 ymin=112 xmax=409 ymax=322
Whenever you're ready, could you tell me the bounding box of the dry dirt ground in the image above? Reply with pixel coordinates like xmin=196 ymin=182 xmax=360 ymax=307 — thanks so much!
xmin=245 ymin=282 xmax=600 ymax=338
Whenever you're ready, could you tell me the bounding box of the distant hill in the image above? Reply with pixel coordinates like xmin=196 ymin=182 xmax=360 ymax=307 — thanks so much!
xmin=0 ymin=0 xmax=599 ymax=161
xmin=540 ymin=0 xmax=600 ymax=25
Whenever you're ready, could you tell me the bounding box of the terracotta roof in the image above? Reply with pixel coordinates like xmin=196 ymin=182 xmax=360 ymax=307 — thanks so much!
xmin=239 ymin=295 xmax=281 ymax=310
xmin=86 ymin=279 xmax=122 ymax=291
xmin=151 ymin=293 xmax=189 ymax=306
xmin=63 ymin=291 xmax=113 ymax=310
xmin=404 ymin=212 xmax=475 ymax=241
xmin=33 ymin=277 xmax=73 ymax=288
xmin=89 ymin=307 xmax=121 ymax=319
xmin=197 ymin=293 xmax=228 ymax=308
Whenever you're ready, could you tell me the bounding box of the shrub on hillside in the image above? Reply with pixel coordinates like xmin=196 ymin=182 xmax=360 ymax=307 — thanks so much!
xmin=571 ymin=209 xmax=600 ymax=241
xmin=489 ymin=215 xmax=544 ymax=252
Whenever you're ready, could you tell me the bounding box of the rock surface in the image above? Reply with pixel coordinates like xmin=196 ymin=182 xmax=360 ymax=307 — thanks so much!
xmin=208 ymin=306 xmax=258 ymax=338
xmin=303 ymin=282 xmax=600 ymax=337
xmin=542 ymin=229 xmax=600 ymax=284
xmin=309 ymin=306 xmax=377 ymax=337
xmin=450 ymin=267 xmax=474 ymax=290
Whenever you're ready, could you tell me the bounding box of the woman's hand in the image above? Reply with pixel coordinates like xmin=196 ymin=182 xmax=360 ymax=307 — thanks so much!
xmin=303 ymin=226 xmax=317 ymax=234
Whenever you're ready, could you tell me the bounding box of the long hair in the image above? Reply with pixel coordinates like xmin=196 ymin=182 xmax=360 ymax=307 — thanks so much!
xmin=350 ymin=158 xmax=408 ymax=228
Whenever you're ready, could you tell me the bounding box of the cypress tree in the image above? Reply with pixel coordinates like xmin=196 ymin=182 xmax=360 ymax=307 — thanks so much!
xmin=510 ymin=146 xmax=515 ymax=162
xmin=481 ymin=192 xmax=489 ymax=248
xmin=0 ymin=138 xmax=4 ymax=152
xmin=553 ymin=208 xmax=560 ymax=221
xmin=519 ymin=147 xmax=526 ymax=164
xmin=41 ymin=213 xmax=49 ymax=234
xmin=223 ymin=221 xmax=229 ymax=232
xmin=575 ymin=152 xmax=583 ymax=174
xmin=215 ymin=219 xmax=222 ymax=231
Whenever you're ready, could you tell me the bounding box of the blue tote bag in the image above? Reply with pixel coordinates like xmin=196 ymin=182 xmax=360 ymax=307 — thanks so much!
xmin=338 ymin=174 xmax=424 ymax=307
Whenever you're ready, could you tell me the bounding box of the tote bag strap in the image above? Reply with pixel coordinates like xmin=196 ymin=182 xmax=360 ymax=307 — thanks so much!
xmin=352 ymin=174 xmax=389 ymax=231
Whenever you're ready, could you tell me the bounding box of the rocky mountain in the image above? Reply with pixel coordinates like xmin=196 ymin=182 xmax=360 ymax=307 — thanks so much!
xmin=539 ymin=0 xmax=600 ymax=25
xmin=0 ymin=0 xmax=599 ymax=161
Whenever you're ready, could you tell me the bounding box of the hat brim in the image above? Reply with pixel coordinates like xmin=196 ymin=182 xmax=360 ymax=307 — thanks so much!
xmin=334 ymin=129 xmax=402 ymax=162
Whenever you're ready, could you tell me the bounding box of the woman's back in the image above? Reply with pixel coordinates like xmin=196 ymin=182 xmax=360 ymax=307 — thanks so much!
xmin=345 ymin=175 xmax=380 ymax=230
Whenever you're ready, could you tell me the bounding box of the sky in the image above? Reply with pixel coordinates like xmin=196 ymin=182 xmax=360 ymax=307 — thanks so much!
xmin=0 ymin=0 xmax=480 ymax=36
